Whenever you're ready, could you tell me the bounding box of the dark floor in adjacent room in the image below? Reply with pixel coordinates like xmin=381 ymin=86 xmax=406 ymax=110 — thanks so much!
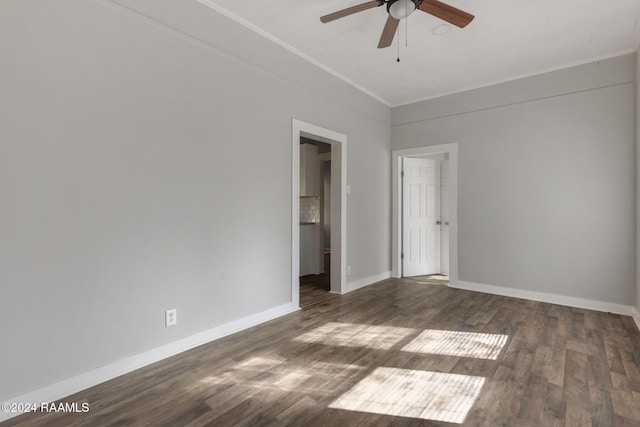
xmin=299 ymin=252 xmax=334 ymax=308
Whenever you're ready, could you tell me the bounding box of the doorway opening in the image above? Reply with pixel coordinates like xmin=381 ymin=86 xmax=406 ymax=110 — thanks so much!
xmin=292 ymin=119 xmax=346 ymax=309
xmin=299 ymin=138 xmax=333 ymax=307
xmin=392 ymin=143 xmax=458 ymax=286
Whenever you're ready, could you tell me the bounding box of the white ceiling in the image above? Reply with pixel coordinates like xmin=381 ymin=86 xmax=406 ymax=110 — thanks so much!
xmin=198 ymin=0 xmax=640 ymax=106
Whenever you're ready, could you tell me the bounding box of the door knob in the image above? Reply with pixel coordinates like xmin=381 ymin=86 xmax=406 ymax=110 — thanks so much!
xmin=445 ymin=221 xmax=449 ymax=226
xmin=436 ymin=220 xmax=441 ymax=225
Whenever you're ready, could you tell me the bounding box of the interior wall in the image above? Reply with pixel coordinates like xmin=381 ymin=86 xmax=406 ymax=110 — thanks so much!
xmin=636 ymin=49 xmax=640 ymax=314
xmin=392 ymin=54 xmax=636 ymax=306
xmin=0 ymin=0 xmax=391 ymax=401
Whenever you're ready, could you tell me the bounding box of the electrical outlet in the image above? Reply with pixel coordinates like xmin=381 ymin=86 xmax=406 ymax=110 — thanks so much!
xmin=165 ymin=309 xmax=177 ymax=327
xmin=347 ymin=265 xmax=351 ymax=276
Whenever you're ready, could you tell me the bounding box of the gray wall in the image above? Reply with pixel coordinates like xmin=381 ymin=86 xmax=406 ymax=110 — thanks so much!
xmin=0 ymin=0 xmax=390 ymax=400
xmin=637 ymin=50 xmax=640 ymax=313
xmin=392 ymin=54 xmax=636 ymax=306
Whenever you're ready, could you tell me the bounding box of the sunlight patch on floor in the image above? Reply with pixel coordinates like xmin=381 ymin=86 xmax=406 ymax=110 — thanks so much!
xmin=402 ymin=329 xmax=508 ymax=360
xmin=293 ymin=322 xmax=416 ymax=350
xmin=234 ymin=356 xmax=286 ymax=371
xmin=197 ymin=356 xmax=364 ymax=393
xmin=330 ymin=367 xmax=485 ymax=423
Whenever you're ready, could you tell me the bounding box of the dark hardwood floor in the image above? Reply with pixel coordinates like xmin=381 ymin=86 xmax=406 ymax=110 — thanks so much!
xmin=299 ymin=252 xmax=334 ymax=308
xmin=3 ymin=279 xmax=640 ymax=426
xmin=299 ymin=272 xmax=335 ymax=308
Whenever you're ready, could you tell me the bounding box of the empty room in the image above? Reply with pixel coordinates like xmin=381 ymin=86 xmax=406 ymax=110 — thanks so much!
xmin=1 ymin=0 xmax=640 ymax=426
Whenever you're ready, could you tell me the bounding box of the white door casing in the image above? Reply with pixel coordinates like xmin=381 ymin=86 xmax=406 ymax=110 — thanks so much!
xmin=391 ymin=143 xmax=458 ymax=285
xmin=402 ymin=157 xmax=441 ymax=277
xmin=292 ymin=119 xmax=347 ymax=306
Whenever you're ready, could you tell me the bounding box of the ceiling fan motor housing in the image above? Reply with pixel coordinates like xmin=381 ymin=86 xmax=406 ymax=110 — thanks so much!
xmin=387 ymin=0 xmax=419 ymax=19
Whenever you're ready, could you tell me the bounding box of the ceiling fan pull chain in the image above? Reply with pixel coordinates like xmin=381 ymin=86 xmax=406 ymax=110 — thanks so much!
xmin=397 ymin=24 xmax=400 ymax=62
xmin=406 ymin=11 xmax=408 ymax=47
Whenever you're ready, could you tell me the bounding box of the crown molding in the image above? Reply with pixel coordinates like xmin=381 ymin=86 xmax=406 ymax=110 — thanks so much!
xmin=393 ymin=47 xmax=640 ymax=108
xmin=196 ymin=0 xmax=391 ymax=107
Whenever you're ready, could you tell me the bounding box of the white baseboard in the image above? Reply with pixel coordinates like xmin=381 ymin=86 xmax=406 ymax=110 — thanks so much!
xmin=346 ymin=271 xmax=392 ymax=293
xmin=453 ymin=280 xmax=638 ymax=318
xmin=633 ymin=310 xmax=640 ymax=331
xmin=0 ymin=302 xmax=299 ymax=423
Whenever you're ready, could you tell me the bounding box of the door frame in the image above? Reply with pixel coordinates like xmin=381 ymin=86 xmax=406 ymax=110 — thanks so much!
xmin=292 ymin=119 xmax=347 ymax=307
xmin=392 ymin=143 xmax=458 ymax=285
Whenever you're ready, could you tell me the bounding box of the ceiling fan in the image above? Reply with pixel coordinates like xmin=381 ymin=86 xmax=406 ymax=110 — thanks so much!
xmin=320 ymin=0 xmax=474 ymax=48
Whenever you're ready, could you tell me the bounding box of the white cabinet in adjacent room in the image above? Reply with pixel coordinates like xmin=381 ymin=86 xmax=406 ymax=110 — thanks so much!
xmin=299 ymin=224 xmax=315 ymax=276
xmin=299 ymin=143 xmax=319 ymax=196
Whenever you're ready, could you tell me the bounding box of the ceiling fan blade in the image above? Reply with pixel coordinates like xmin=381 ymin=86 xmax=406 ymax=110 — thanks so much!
xmin=418 ymin=0 xmax=474 ymax=28
xmin=378 ymin=15 xmax=400 ymax=48
xmin=320 ymin=1 xmax=381 ymax=23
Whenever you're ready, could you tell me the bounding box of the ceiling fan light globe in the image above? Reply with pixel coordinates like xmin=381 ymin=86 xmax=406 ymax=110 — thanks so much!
xmin=388 ymin=0 xmax=416 ymax=19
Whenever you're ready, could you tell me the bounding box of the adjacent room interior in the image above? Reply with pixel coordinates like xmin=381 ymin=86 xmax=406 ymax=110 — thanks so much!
xmin=1 ymin=0 xmax=640 ymax=425
xmin=299 ymin=137 xmax=335 ymax=308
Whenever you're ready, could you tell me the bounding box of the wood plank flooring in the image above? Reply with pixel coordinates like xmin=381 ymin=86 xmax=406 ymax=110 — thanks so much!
xmin=299 ymin=273 xmax=334 ymax=308
xmin=3 ymin=279 xmax=640 ymax=426
xmin=299 ymin=253 xmax=335 ymax=308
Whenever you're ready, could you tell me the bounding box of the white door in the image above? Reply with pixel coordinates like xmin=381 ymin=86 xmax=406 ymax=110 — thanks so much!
xmin=402 ymin=157 xmax=440 ymax=277
xmin=440 ymin=159 xmax=450 ymax=275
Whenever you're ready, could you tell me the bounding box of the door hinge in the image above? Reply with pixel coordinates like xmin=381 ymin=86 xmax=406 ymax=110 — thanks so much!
xmin=401 ymin=171 xmax=404 ymax=178
xmin=401 ymin=252 xmax=404 ymax=259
